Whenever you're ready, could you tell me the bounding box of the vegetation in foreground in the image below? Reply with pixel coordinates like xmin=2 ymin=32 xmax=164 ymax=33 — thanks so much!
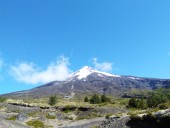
xmin=128 ymin=113 xmax=170 ymax=128
xmin=128 ymin=88 xmax=170 ymax=109
xmin=0 ymin=88 xmax=170 ymax=128
xmin=26 ymin=120 xmax=45 ymax=128
xmin=48 ymin=95 xmax=57 ymax=106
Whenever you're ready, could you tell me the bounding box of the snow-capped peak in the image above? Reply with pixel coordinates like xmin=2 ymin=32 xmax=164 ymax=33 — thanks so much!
xmin=69 ymin=66 xmax=121 ymax=80
xmin=71 ymin=66 xmax=93 ymax=79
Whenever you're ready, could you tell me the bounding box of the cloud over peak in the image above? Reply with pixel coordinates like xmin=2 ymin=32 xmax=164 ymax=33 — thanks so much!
xmin=92 ymin=58 xmax=113 ymax=72
xmin=10 ymin=56 xmax=72 ymax=84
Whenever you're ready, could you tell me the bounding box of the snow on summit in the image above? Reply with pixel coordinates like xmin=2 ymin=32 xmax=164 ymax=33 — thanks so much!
xmin=70 ymin=66 xmax=120 ymax=80
xmin=73 ymin=66 xmax=92 ymax=79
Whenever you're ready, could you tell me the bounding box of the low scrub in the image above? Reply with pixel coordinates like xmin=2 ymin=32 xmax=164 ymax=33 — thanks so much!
xmin=62 ymin=105 xmax=77 ymax=113
xmin=77 ymin=111 xmax=102 ymax=120
xmin=105 ymin=113 xmax=112 ymax=119
xmin=7 ymin=115 xmax=17 ymax=121
xmin=26 ymin=120 xmax=44 ymax=128
xmin=46 ymin=114 xmax=56 ymax=119
xmin=28 ymin=111 xmax=42 ymax=117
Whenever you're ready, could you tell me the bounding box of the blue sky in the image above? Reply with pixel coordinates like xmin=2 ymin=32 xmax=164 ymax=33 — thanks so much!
xmin=0 ymin=0 xmax=170 ymax=94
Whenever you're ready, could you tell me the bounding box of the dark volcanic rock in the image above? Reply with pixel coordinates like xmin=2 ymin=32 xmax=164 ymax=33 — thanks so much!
xmin=99 ymin=116 xmax=130 ymax=128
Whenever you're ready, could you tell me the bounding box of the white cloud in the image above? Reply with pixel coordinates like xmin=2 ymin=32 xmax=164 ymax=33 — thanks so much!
xmin=10 ymin=56 xmax=72 ymax=84
xmin=92 ymin=58 xmax=113 ymax=72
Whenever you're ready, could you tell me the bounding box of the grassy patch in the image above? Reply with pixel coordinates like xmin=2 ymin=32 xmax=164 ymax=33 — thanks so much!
xmin=7 ymin=115 xmax=17 ymax=121
xmin=65 ymin=116 xmax=74 ymax=120
xmin=11 ymin=109 xmax=20 ymax=113
xmin=26 ymin=120 xmax=45 ymax=128
xmin=0 ymin=106 xmax=5 ymax=109
xmin=90 ymin=126 xmax=98 ymax=128
xmin=28 ymin=111 xmax=42 ymax=117
xmin=46 ymin=114 xmax=56 ymax=119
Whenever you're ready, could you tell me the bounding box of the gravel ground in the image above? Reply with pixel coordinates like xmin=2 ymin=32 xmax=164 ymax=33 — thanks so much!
xmin=0 ymin=118 xmax=29 ymax=128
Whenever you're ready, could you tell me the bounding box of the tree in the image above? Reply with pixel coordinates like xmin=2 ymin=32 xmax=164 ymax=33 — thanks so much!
xmin=147 ymin=93 xmax=166 ymax=108
xmin=84 ymin=96 xmax=89 ymax=102
xmin=0 ymin=97 xmax=6 ymax=102
xmin=128 ymin=98 xmax=138 ymax=108
xmin=90 ymin=94 xmax=101 ymax=104
xmin=48 ymin=96 xmax=57 ymax=106
xmin=138 ymin=98 xmax=147 ymax=109
xmin=101 ymin=95 xmax=109 ymax=103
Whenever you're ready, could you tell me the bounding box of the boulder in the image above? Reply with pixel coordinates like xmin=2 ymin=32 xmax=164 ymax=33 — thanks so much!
xmin=16 ymin=113 xmax=28 ymax=122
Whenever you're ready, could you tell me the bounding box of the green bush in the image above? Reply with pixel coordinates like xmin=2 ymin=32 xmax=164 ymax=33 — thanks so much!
xmin=128 ymin=98 xmax=138 ymax=108
xmin=101 ymin=95 xmax=110 ymax=103
xmin=147 ymin=93 xmax=166 ymax=108
xmin=158 ymin=103 xmax=168 ymax=109
xmin=84 ymin=96 xmax=89 ymax=102
xmin=62 ymin=105 xmax=76 ymax=113
xmin=128 ymin=98 xmax=147 ymax=109
xmin=90 ymin=94 xmax=101 ymax=104
xmin=26 ymin=120 xmax=44 ymax=128
xmin=0 ymin=97 xmax=6 ymax=102
xmin=48 ymin=95 xmax=57 ymax=106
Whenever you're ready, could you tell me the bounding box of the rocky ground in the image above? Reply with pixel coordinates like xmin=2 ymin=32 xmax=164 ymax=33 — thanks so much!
xmin=1 ymin=102 xmax=169 ymax=128
xmin=99 ymin=115 xmax=130 ymax=128
xmin=0 ymin=102 xmax=126 ymax=128
xmin=98 ymin=109 xmax=170 ymax=128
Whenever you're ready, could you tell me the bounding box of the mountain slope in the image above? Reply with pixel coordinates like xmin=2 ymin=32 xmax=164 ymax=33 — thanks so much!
xmin=2 ymin=66 xmax=170 ymax=98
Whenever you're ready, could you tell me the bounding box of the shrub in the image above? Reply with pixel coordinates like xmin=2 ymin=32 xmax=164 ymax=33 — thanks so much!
xmin=101 ymin=95 xmax=110 ymax=103
xmin=159 ymin=103 xmax=168 ymax=109
xmin=138 ymin=98 xmax=147 ymax=109
xmin=128 ymin=98 xmax=147 ymax=109
xmin=84 ymin=96 xmax=89 ymax=102
xmin=147 ymin=88 xmax=170 ymax=108
xmin=48 ymin=96 xmax=57 ymax=106
xmin=90 ymin=94 xmax=101 ymax=104
xmin=62 ymin=105 xmax=76 ymax=113
xmin=65 ymin=116 xmax=74 ymax=120
xmin=0 ymin=97 xmax=6 ymax=102
xmin=26 ymin=120 xmax=44 ymax=128
xmin=128 ymin=98 xmax=138 ymax=108
xmin=105 ymin=113 xmax=112 ymax=119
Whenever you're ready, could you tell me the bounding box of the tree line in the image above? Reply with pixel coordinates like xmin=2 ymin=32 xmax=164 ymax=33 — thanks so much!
xmin=84 ymin=94 xmax=110 ymax=104
xmin=128 ymin=88 xmax=170 ymax=109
